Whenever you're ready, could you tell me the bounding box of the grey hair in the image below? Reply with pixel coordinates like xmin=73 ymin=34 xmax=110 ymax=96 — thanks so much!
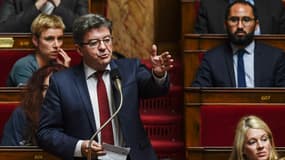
xmin=72 ymin=14 xmax=112 ymax=45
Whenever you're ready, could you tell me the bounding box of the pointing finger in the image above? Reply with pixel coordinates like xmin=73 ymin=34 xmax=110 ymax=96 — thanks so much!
xmin=151 ymin=44 xmax=157 ymax=57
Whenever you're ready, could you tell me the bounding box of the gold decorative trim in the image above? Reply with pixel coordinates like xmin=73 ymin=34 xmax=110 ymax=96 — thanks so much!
xmin=261 ymin=95 xmax=271 ymax=101
xmin=0 ymin=38 xmax=14 ymax=48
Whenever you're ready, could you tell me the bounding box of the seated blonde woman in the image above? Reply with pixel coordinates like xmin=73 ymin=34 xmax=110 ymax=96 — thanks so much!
xmin=229 ymin=115 xmax=279 ymax=160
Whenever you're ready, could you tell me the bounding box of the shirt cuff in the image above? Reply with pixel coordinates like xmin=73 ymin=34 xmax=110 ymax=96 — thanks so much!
xmin=74 ymin=140 xmax=83 ymax=157
xmin=152 ymin=70 xmax=167 ymax=85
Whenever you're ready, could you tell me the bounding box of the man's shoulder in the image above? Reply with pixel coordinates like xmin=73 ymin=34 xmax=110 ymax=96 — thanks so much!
xmin=53 ymin=65 xmax=79 ymax=76
xmin=113 ymin=58 xmax=139 ymax=63
xmin=205 ymin=44 xmax=230 ymax=56
xmin=112 ymin=58 xmax=140 ymax=67
xmin=255 ymin=42 xmax=283 ymax=52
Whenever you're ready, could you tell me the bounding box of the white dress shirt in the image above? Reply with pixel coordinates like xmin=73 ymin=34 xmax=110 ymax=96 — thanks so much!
xmin=232 ymin=41 xmax=255 ymax=88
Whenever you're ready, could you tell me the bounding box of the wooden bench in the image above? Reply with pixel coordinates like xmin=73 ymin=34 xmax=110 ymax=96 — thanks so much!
xmin=187 ymin=147 xmax=285 ymax=160
xmin=0 ymin=146 xmax=60 ymax=160
xmin=184 ymin=88 xmax=285 ymax=159
xmin=0 ymin=88 xmax=22 ymax=139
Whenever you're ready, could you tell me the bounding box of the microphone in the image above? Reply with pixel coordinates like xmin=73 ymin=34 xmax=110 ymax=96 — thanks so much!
xmin=110 ymin=68 xmax=122 ymax=92
xmin=87 ymin=69 xmax=123 ymax=160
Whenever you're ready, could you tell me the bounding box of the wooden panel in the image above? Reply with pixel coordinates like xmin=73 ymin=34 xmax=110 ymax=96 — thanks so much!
xmin=184 ymin=34 xmax=285 ymax=50
xmin=0 ymin=87 xmax=22 ymax=102
xmin=0 ymin=147 xmax=60 ymax=160
xmin=107 ymin=0 xmax=155 ymax=58
xmin=185 ymin=88 xmax=285 ymax=105
xmin=184 ymin=105 xmax=200 ymax=147
xmin=186 ymin=147 xmax=285 ymax=160
xmin=184 ymin=88 xmax=285 ymax=148
xmin=155 ymin=0 xmax=180 ymax=42
xmin=155 ymin=0 xmax=181 ymax=58
xmin=89 ymin=0 xmax=107 ymax=15
xmin=0 ymin=34 xmax=74 ymax=50
xmin=183 ymin=50 xmax=202 ymax=86
xmin=186 ymin=147 xmax=231 ymax=160
xmin=181 ymin=0 xmax=197 ymax=34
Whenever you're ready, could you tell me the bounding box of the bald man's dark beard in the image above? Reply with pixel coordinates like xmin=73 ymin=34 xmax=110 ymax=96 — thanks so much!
xmin=227 ymin=29 xmax=255 ymax=46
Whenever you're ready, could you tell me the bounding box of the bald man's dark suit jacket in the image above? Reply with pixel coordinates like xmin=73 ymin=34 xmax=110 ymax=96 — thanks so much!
xmin=192 ymin=42 xmax=285 ymax=87
xmin=0 ymin=0 xmax=88 ymax=32
xmin=194 ymin=0 xmax=285 ymax=34
xmin=37 ymin=59 xmax=170 ymax=160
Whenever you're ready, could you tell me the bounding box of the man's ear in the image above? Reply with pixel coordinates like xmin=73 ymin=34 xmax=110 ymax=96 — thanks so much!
xmin=32 ymin=35 xmax=39 ymax=47
xmin=75 ymin=44 xmax=83 ymax=56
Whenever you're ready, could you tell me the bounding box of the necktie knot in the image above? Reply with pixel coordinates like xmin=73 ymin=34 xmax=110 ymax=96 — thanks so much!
xmin=237 ymin=49 xmax=246 ymax=58
xmin=237 ymin=48 xmax=246 ymax=53
xmin=96 ymin=71 xmax=105 ymax=80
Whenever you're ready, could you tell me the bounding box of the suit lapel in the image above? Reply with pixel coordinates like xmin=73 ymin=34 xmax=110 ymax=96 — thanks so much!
xmin=73 ymin=64 xmax=97 ymax=131
xmin=224 ymin=44 xmax=236 ymax=86
xmin=253 ymin=43 xmax=262 ymax=86
xmin=109 ymin=61 xmax=121 ymax=112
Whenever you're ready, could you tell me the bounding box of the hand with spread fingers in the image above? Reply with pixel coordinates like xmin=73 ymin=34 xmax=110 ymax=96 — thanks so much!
xmin=150 ymin=44 xmax=174 ymax=78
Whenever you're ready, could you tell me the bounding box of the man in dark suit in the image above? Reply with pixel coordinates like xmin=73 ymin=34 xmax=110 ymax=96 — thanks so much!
xmin=37 ymin=14 xmax=174 ymax=160
xmin=192 ymin=0 xmax=285 ymax=87
xmin=0 ymin=0 xmax=88 ymax=32
xmin=194 ymin=0 xmax=285 ymax=34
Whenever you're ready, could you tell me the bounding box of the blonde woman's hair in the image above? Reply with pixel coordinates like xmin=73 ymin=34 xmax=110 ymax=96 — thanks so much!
xmin=229 ymin=115 xmax=278 ymax=160
xmin=31 ymin=14 xmax=65 ymax=38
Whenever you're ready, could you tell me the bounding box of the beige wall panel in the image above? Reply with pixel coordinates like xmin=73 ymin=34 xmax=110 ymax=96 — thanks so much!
xmin=108 ymin=0 xmax=154 ymax=58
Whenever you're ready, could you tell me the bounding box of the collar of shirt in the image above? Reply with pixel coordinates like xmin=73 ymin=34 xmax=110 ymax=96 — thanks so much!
xmin=231 ymin=41 xmax=255 ymax=55
xmin=83 ymin=63 xmax=111 ymax=79
xmin=229 ymin=0 xmax=254 ymax=5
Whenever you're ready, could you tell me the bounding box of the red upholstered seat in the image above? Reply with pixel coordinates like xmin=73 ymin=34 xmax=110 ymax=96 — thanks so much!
xmin=0 ymin=50 xmax=30 ymax=87
xmin=141 ymin=115 xmax=183 ymax=141
xmin=201 ymin=105 xmax=285 ymax=147
xmin=141 ymin=114 xmax=185 ymax=159
xmin=139 ymin=59 xmax=184 ymax=159
xmin=151 ymin=140 xmax=185 ymax=160
xmin=0 ymin=103 xmax=20 ymax=139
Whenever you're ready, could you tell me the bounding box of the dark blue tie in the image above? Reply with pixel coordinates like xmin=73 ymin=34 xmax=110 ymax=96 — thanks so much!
xmin=237 ymin=49 xmax=246 ymax=87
